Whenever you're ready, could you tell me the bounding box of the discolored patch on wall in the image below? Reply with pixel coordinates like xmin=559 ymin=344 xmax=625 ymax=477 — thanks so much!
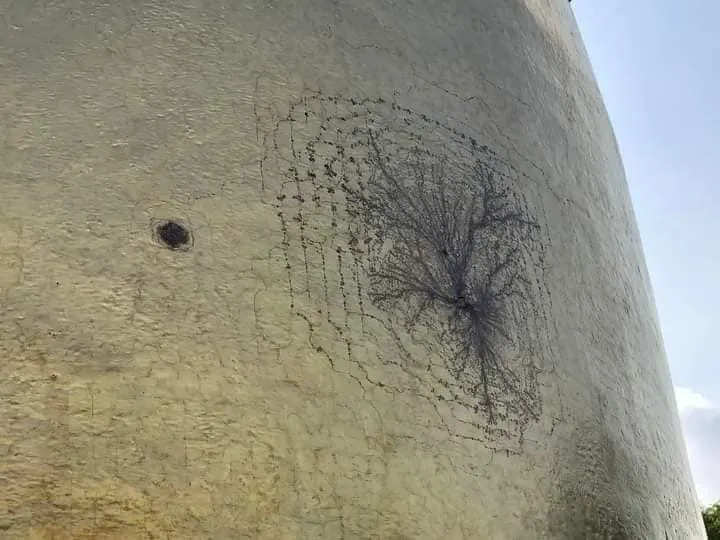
xmin=257 ymin=90 xmax=553 ymax=446
xmin=23 ymin=477 xmax=174 ymax=539
xmin=545 ymin=417 xmax=657 ymax=539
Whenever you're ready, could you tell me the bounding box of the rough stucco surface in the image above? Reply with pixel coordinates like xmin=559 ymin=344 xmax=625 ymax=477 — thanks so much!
xmin=0 ymin=0 xmax=706 ymax=538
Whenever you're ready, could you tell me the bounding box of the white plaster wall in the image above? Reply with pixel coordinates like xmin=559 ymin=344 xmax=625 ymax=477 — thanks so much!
xmin=0 ymin=0 xmax=705 ymax=538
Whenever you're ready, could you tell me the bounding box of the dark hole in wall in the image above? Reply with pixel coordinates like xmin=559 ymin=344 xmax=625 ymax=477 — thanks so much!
xmin=153 ymin=220 xmax=192 ymax=250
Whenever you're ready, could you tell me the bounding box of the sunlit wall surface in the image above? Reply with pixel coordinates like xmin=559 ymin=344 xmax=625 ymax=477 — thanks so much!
xmin=0 ymin=1 xmax=706 ymax=537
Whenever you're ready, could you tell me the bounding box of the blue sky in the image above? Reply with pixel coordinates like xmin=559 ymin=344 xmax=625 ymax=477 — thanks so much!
xmin=572 ymin=0 xmax=720 ymax=506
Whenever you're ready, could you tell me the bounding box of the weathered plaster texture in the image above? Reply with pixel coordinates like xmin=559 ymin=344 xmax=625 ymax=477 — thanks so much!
xmin=0 ymin=0 xmax=706 ymax=538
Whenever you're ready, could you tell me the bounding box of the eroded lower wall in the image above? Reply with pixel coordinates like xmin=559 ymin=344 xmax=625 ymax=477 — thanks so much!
xmin=0 ymin=0 xmax=705 ymax=538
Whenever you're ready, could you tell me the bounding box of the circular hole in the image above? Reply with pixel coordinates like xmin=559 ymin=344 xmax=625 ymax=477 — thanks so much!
xmin=156 ymin=220 xmax=191 ymax=250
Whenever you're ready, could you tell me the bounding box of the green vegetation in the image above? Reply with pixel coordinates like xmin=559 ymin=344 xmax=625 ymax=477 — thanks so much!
xmin=703 ymin=502 xmax=720 ymax=540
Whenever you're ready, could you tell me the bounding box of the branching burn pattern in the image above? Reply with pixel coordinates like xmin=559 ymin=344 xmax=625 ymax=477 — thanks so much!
xmin=257 ymin=91 xmax=551 ymax=445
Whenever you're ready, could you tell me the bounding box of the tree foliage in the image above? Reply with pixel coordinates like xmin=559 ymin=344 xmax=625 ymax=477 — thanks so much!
xmin=704 ymin=502 xmax=720 ymax=540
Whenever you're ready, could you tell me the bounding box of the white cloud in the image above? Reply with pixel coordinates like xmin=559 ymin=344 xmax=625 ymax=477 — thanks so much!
xmin=676 ymin=387 xmax=714 ymax=412
xmin=675 ymin=386 xmax=720 ymax=507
